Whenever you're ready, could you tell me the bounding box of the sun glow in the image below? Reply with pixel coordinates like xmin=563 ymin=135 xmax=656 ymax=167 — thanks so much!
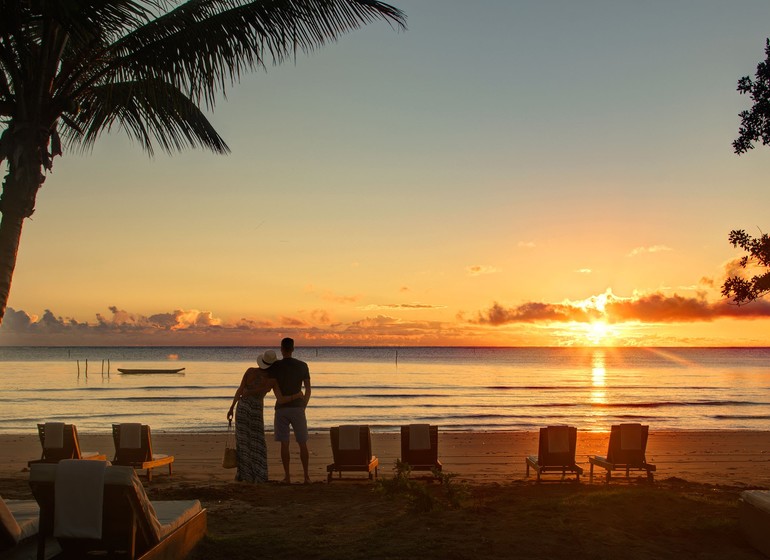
xmin=582 ymin=320 xmax=619 ymax=346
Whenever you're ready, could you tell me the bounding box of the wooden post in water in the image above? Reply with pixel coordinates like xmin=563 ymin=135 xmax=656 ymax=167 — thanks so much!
xmin=107 ymin=359 xmax=111 ymax=377
xmin=76 ymin=360 xmax=80 ymax=378
xmin=85 ymin=359 xmax=88 ymax=379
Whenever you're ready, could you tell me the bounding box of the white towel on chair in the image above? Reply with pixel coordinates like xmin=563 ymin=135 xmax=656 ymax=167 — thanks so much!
xmin=44 ymin=423 xmax=65 ymax=449
xmin=54 ymin=459 xmax=106 ymax=539
xmin=409 ymin=424 xmax=431 ymax=450
xmin=120 ymin=423 xmax=142 ymax=449
xmin=338 ymin=425 xmax=361 ymax=450
xmin=547 ymin=426 xmax=570 ymax=454
xmin=620 ymin=423 xmax=642 ymax=450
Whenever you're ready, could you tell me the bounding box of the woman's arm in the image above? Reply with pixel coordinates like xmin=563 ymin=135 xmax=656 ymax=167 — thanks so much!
xmin=270 ymin=378 xmax=304 ymax=405
xmin=227 ymin=371 xmax=248 ymax=422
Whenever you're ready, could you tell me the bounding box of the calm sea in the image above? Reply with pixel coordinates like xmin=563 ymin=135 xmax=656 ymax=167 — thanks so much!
xmin=0 ymin=346 xmax=769 ymax=434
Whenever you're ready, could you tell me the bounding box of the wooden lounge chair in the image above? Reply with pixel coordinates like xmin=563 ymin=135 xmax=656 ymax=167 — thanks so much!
xmin=112 ymin=423 xmax=174 ymax=482
xmin=588 ymin=423 xmax=656 ymax=482
xmin=29 ymin=461 xmax=206 ymax=560
xmin=399 ymin=424 xmax=442 ymax=473
xmin=0 ymin=495 xmax=61 ymax=559
xmin=326 ymin=425 xmax=379 ymax=482
xmin=739 ymin=490 xmax=770 ymax=557
xmin=525 ymin=425 xmax=583 ymax=482
xmin=28 ymin=422 xmax=106 ymax=466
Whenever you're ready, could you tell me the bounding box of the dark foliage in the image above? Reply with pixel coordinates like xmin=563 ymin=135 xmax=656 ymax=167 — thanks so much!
xmin=722 ymin=229 xmax=770 ymax=305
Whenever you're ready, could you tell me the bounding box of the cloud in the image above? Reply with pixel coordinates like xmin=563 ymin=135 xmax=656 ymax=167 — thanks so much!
xmin=475 ymin=302 xmax=602 ymax=325
xmin=310 ymin=309 xmax=332 ymax=324
xmin=627 ymin=245 xmax=673 ymax=257
xmin=0 ymin=305 xmax=460 ymax=346
xmin=2 ymin=308 xmax=34 ymax=331
xmin=357 ymin=303 xmax=447 ymax=311
xmin=575 ymin=269 xmax=592 ymax=274
xmin=518 ymin=241 xmax=536 ymax=249
xmin=473 ymin=290 xmax=770 ymax=326
xmin=305 ymin=286 xmax=360 ymax=304
xmin=466 ymin=265 xmax=500 ymax=277
xmin=278 ymin=316 xmax=310 ymax=327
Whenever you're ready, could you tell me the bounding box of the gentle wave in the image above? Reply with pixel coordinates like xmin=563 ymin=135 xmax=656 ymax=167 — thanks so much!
xmin=2 ymin=346 xmax=770 ymax=433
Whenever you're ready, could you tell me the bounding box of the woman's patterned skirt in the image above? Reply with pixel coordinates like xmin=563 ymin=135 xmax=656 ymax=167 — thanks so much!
xmin=235 ymin=396 xmax=268 ymax=482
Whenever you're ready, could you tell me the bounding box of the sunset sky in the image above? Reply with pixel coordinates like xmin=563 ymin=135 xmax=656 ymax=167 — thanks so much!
xmin=3 ymin=0 xmax=770 ymax=347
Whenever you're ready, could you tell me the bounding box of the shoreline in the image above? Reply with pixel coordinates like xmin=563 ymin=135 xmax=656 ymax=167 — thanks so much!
xmin=3 ymin=429 xmax=769 ymax=488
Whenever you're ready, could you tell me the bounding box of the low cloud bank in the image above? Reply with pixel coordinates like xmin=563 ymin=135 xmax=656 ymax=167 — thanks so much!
xmin=475 ymin=291 xmax=770 ymax=325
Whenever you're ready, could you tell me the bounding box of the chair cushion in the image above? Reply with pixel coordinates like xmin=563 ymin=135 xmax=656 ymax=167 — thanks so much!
xmin=742 ymin=490 xmax=770 ymax=513
xmin=620 ymin=423 xmax=642 ymax=450
xmin=43 ymin=423 xmax=65 ymax=449
xmin=338 ymin=425 xmax=361 ymax=450
xmin=5 ymin=500 xmax=39 ymax=543
xmin=150 ymin=500 xmax=202 ymax=539
xmin=119 ymin=424 xmax=142 ymax=449
xmin=0 ymin=496 xmax=22 ymax=544
xmin=546 ymin=426 xmax=570 ymax=454
xmin=409 ymin=424 xmax=431 ymax=451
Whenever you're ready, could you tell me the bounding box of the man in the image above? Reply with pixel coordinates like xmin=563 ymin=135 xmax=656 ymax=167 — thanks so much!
xmin=268 ymin=337 xmax=311 ymax=484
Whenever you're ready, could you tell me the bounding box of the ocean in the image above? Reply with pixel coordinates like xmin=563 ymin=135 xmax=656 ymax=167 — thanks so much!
xmin=1 ymin=346 xmax=769 ymax=434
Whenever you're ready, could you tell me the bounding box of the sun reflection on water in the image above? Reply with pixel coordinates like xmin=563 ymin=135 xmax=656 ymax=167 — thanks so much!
xmin=590 ymin=349 xmax=608 ymax=415
xmin=591 ymin=349 xmax=606 ymax=387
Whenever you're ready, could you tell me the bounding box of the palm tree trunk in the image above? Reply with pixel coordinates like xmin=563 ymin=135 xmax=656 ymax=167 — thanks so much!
xmin=0 ymin=210 xmax=25 ymax=323
xmin=0 ymin=131 xmax=45 ymax=324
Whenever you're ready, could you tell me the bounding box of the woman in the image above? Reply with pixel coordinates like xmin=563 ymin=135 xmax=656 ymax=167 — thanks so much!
xmin=226 ymin=350 xmax=303 ymax=483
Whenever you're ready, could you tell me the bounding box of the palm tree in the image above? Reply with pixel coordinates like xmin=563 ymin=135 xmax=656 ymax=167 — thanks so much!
xmin=0 ymin=0 xmax=405 ymax=323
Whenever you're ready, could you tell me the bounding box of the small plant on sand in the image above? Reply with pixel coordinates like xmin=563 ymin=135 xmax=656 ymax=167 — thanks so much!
xmin=374 ymin=461 xmax=468 ymax=512
xmin=433 ymin=468 xmax=470 ymax=509
xmin=374 ymin=460 xmax=433 ymax=511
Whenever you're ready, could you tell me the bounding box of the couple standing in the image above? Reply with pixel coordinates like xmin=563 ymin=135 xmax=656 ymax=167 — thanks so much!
xmin=227 ymin=337 xmax=311 ymax=484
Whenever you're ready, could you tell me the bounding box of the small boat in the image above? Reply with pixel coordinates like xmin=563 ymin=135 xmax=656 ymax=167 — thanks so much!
xmin=117 ymin=367 xmax=186 ymax=374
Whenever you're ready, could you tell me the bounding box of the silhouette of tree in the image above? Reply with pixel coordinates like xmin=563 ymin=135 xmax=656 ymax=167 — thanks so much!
xmin=722 ymin=230 xmax=770 ymax=304
xmin=0 ymin=0 xmax=405 ymax=323
xmin=734 ymin=40 xmax=770 ymax=154
xmin=724 ymin=40 xmax=770 ymax=304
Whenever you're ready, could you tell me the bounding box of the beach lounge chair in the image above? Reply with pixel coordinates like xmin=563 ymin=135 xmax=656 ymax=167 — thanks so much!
xmin=525 ymin=425 xmax=583 ymax=482
xmin=112 ymin=423 xmax=174 ymax=482
xmin=29 ymin=460 xmax=206 ymax=560
xmin=739 ymin=490 xmax=770 ymax=557
xmin=588 ymin=423 xmax=656 ymax=482
xmin=28 ymin=422 xmax=107 ymax=466
xmin=326 ymin=425 xmax=379 ymax=482
xmin=399 ymin=424 xmax=442 ymax=473
xmin=0 ymin=495 xmax=61 ymax=559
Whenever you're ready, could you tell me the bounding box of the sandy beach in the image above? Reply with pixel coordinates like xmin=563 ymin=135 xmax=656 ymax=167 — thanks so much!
xmin=2 ymin=429 xmax=769 ymax=487
xmin=3 ymin=429 xmax=770 ymax=559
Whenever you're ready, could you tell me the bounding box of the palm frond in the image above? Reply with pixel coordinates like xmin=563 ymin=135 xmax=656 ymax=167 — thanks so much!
xmin=108 ymin=0 xmax=406 ymax=107
xmin=61 ymin=79 xmax=229 ymax=156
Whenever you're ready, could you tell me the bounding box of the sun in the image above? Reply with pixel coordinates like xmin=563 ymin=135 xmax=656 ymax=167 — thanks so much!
xmin=586 ymin=321 xmax=613 ymax=346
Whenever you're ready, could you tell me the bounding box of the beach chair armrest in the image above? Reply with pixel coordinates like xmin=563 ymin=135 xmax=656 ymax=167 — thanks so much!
xmin=588 ymin=455 xmax=612 ymax=470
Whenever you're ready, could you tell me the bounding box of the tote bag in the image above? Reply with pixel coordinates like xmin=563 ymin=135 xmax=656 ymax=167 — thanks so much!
xmin=222 ymin=422 xmax=237 ymax=468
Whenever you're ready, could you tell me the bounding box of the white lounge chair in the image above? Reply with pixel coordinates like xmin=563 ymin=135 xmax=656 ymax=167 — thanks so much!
xmin=29 ymin=460 xmax=206 ymax=560
xmin=0 ymin=495 xmax=60 ymax=559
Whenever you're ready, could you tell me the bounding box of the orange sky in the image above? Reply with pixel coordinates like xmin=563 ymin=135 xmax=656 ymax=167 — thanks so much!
xmin=2 ymin=1 xmax=770 ymax=347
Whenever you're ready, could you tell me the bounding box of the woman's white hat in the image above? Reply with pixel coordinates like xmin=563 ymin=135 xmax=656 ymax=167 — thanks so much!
xmin=257 ymin=349 xmax=277 ymax=369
